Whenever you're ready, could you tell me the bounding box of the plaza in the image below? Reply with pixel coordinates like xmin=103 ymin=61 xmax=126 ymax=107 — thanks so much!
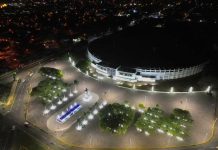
xmin=26 ymin=58 xmax=216 ymax=149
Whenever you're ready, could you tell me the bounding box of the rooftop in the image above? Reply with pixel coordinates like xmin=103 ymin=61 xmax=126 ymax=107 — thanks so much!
xmin=89 ymin=23 xmax=211 ymax=69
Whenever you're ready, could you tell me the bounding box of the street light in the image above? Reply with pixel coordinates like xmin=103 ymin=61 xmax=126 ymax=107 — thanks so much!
xmin=43 ymin=109 xmax=50 ymax=115
xmin=69 ymin=92 xmax=73 ymax=97
xmin=82 ymin=120 xmax=88 ymax=125
xmin=86 ymin=71 xmax=89 ymax=76
xmin=176 ymin=136 xmax=184 ymax=141
xmin=50 ymin=104 xmax=56 ymax=110
xmin=62 ymin=88 xmax=67 ymax=92
xmin=76 ymin=125 xmax=82 ymax=131
xmin=205 ymin=86 xmax=211 ymax=93
xmin=151 ymin=86 xmax=154 ymax=92
xmin=170 ymin=87 xmax=174 ymax=93
xmin=73 ymin=89 xmax=78 ymax=94
xmin=131 ymin=106 xmax=136 ymax=110
xmin=69 ymin=57 xmax=72 ymax=62
xmin=145 ymin=131 xmax=150 ymax=136
xmin=93 ymin=109 xmax=98 ymax=115
xmin=99 ymin=104 xmax=103 ymax=109
xmin=188 ymin=87 xmax=193 ymax=93
xmin=157 ymin=128 xmax=164 ymax=133
xmin=133 ymin=84 xmax=136 ymax=89
xmin=57 ymin=100 xmax=62 ymax=105
xmin=102 ymin=100 xmax=107 ymax=106
xmin=72 ymin=61 xmax=75 ymax=66
xmin=88 ymin=114 xmax=94 ymax=120
xmin=62 ymin=96 xmax=68 ymax=102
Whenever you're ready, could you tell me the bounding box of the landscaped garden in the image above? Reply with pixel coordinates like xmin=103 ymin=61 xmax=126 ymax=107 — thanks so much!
xmin=31 ymin=67 xmax=68 ymax=105
xmin=99 ymin=103 xmax=135 ymax=135
xmin=75 ymin=59 xmax=91 ymax=73
xmin=0 ymin=82 xmax=12 ymax=104
xmin=98 ymin=103 xmax=193 ymax=141
xmin=39 ymin=67 xmax=63 ymax=79
xmin=135 ymin=106 xmax=193 ymax=141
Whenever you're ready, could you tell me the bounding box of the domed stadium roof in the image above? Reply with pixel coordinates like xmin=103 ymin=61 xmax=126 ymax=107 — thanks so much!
xmin=89 ymin=23 xmax=210 ymax=69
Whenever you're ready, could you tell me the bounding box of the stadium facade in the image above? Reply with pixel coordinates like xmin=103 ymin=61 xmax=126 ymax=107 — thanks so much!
xmin=87 ymin=50 xmax=207 ymax=83
xmin=87 ymin=23 xmax=210 ymax=83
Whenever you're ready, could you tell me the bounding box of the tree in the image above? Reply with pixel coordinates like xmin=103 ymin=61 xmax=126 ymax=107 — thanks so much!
xmin=75 ymin=59 xmax=91 ymax=73
xmin=31 ymin=78 xmax=68 ymax=105
xmin=99 ymin=103 xmax=135 ymax=135
xmin=39 ymin=67 xmax=63 ymax=79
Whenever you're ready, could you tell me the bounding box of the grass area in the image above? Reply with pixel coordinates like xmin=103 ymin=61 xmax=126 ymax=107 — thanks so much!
xmin=0 ymin=82 xmax=12 ymax=103
xmin=11 ymin=130 xmax=46 ymax=150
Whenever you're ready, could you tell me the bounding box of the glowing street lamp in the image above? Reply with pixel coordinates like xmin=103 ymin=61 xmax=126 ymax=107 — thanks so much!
xmin=72 ymin=61 xmax=75 ymax=66
xmin=88 ymin=114 xmax=94 ymax=120
xmin=157 ymin=128 xmax=164 ymax=133
xmin=97 ymin=76 xmax=104 ymax=80
xmin=205 ymin=86 xmax=211 ymax=93
xmin=145 ymin=131 xmax=150 ymax=136
xmin=86 ymin=71 xmax=89 ymax=76
xmin=43 ymin=109 xmax=50 ymax=115
xmin=176 ymin=136 xmax=184 ymax=141
xmin=102 ymin=100 xmax=107 ymax=106
xmin=167 ymin=132 xmax=173 ymax=137
xmin=188 ymin=87 xmax=193 ymax=93
xmin=136 ymin=128 xmax=142 ymax=132
xmin=82 ymin=120 xmax=88 ymax=125
xmin=69 ymin=92 xmax=73 ymax=97
xmin=50 ymin=104 xmax=56 ymax=110
xmin=76 ymin=125 xmax=82 ymax=131
xmin=131 ymin=106 xmax=136 ymax=110
xmin=62 ymin=88 xmax=67 ymax=92
xmin=151 ymin=86 xmax=154 ymax=92
xmin=138 ymin=109 xmax=144 ymax=113
xmin=57 ymin=100 xmax=62 ymax=105
xmin=133 ymin=84 xmax=136 ymax=89
xmin=93 ymin=109 xmax=98 ymax=115
xmin=99 ymin=104 xmax=103 ymax=109
xmin=62 ymin=96 xmax=68 ymax=102
xmin=170 ymin=87 xmax=174 ymax=93
xmin=69 ymin=57 xmax=72 ymax=62
xmin=73 ymin=89 xmax=78 ymax=94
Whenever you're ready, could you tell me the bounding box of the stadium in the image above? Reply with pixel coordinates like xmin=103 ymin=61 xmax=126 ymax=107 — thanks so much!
xmin=87 ymin=24 xmax=210 ymax=83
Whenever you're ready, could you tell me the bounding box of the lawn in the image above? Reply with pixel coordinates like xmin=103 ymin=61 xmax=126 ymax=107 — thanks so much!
xmin=0 ymin=82 xmax=12 ymax=104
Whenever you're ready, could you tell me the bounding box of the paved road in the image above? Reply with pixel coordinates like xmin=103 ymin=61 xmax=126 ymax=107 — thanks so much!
xmin=0 ymin=60 xmax=72 ymax=150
